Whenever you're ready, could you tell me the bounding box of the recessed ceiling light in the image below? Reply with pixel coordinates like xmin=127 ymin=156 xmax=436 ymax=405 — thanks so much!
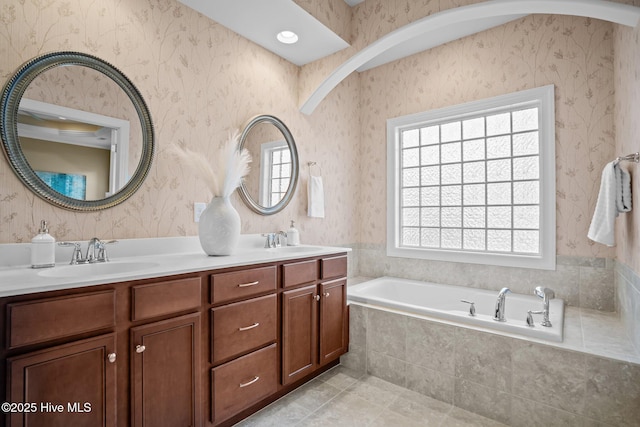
xmin=277 ymin=30 xmax=299 ymax=44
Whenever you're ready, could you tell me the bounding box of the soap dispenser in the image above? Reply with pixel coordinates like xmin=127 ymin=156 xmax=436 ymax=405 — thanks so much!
xmin=31 ymin=220 xmax=56 ymax=268
xmin=287 ymin=220 xmax=300 ymax=246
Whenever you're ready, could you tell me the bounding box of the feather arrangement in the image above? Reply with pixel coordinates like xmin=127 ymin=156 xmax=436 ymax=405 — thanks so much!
xmin=173 ymin=130 xmax=251 ymax=198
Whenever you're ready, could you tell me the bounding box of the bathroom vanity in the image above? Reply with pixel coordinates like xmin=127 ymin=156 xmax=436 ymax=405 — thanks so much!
xmin=0 ymin=240 xmax=349 ymax=427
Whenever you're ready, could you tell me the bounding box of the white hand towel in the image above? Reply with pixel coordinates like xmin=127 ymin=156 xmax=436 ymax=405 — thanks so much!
xmin=588 ymin=161 xmax=632 ymax=246
xmin=307 ymin=175 xmax=325 ymax=218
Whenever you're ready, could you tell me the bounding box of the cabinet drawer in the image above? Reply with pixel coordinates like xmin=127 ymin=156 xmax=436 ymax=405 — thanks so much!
xmin=282 ymin=259 xmax=318 ymax=288
xmin=211 ymin=294 xmax=277 ymax=364
xmin=210 ymin=266 xmax=276 ymax=304
xmin=320 ymin=255 xmax=347 ymax=280
xmin=211 ymin=344 xmax=277 ymax=424
xmin=132 ymin=277 xmax=201 ymax=321
xmin=7 ymin=290 xmax=115 ymax=349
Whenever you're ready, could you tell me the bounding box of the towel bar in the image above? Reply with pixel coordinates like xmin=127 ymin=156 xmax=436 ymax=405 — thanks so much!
xmin=615 ymin=152 xmax=639 ymax=164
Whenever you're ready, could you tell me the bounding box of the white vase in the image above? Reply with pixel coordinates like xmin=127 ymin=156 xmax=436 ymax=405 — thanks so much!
xmin=198 ymin=196 xmax=241 ymax=256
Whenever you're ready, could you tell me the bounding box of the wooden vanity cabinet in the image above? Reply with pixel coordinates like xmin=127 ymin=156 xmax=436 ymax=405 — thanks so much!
xmin=319 ymin=278 xmax=348 ymax=365
xmin=3 ymin=290 xmax=118 ymax=427
xmin=130 ymin=312 xmax=201 ymax=427
xmin=209 ymin=266 xmax=280 ymax=425
xmin=129 ymin=277 xmax=203 ymax=427
xmin=282 ymin=255 xmax=349 ymax=386
xmin=2 ymin=251 xmax=348 ymax=427
xmin=282 ymin=284 xmax=319 ymax=385
xmin=7 ymin=334 xmax=117 ymax=427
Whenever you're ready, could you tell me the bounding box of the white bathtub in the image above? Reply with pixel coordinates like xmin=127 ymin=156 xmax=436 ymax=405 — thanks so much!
xmin=348 ymin=277 xmax=564 ymax=342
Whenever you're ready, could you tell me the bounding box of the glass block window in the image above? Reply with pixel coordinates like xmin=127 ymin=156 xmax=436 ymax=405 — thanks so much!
xmin=387 ymin=86 xmax=555 ymax=270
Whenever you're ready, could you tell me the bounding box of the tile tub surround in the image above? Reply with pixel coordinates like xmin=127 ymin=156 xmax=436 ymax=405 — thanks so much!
xmin=617 ymin=261 xmax=640 ymax=355
xmin=354 ymin=244 xmax=615 ymax=311
xmin=342 ymin=302 xmax=640 ymax=427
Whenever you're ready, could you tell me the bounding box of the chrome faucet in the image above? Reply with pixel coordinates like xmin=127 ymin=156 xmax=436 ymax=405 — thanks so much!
xmin=86 ymin=237 xmax=101 ymax=263
xmin=493 ymin=287 xmax=511 ymax=322
xmin=59 ymin=238 xmax=117 ymax=264
xmin=262 ymin=233 xmax=277 ymax=248
xmin=262 ymin=232 xmax=287 ymax=248
xmin=534 ymin=286 xmax=554 ymax=327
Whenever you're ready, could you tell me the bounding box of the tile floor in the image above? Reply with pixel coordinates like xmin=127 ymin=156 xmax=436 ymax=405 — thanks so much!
xmin=236 ymin=365 xmax=507 ymax=427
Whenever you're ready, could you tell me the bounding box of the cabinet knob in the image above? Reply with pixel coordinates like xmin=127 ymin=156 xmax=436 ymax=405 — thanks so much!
xmin=323 ymin=292 xmax=330 ymax=297
xmin=107 ymin=353 xmax=116 ymax=363
xmin=315 ymin=295 xmax=320 ymax=301
xmin=136 ymin=345 xmax=146 ymax=353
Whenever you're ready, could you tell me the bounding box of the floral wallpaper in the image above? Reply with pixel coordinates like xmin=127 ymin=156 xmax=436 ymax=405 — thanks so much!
xmin=0 ymin=0 xmax=361 ymax=246
xmin=356 ymin=13 xmax=618 ymax=260
xmin=614 ymin=12 xmax=640 ymax=274
xmin=0 ymin=0 xmax=636 ymax=271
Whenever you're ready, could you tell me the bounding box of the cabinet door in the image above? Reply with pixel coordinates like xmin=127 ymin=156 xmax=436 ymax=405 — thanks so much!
xmin=319 ymin=278 xmax=348 ymax=365
xmin=7 ymin=334 xmax=116 ymax=427
xmin=131 ymin=312 xmax=201 ymax=427
xmin=281 ymin=284 xmax=318 ymax=385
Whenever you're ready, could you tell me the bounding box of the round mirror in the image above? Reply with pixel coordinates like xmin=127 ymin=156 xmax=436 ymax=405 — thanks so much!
xmin=0 ymin=51 xmax=154 ymax=211
xmin=237 ymin=115 xmax=299 ymax=215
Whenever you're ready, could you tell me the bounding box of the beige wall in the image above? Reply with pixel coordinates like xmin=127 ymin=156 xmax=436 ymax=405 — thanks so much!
xmin=0 ymin=0 xmax=637 ymax=278
xmin=356 ymin=14 xmax=617 ymax=261
xmin=614 ymin=12 xmax=640 ymax=275
xmin=0 ymin=0 xmax=360 ymax=245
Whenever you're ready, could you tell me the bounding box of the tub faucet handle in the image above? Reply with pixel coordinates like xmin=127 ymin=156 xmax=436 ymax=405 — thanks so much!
xmin=526 ymin=310 xmax=544 ymax=327
xmin=460 ymin=300 xmax=476 ymax=317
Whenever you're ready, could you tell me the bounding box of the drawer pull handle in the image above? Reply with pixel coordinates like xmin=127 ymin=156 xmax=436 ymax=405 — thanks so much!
xmin=107 ymin=353 xmax=116 ymax=363
xmin=136 ymin=345 xmax=146 ymax=353
xmin=239 ymin=376 xmax=260 ymax=388
xmin=238 ymin=322 xmax=260 ymax=331
xmin=238 ymin=281 xmax=260 ymax=288
xmin=315 ymin=295 xmax=320 ymax=301
xmin=324 ymin=292 xmax=330 ymax=297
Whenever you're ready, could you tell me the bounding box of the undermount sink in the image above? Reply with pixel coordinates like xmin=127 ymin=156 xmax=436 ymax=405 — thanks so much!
xmin=265 ymin=245 xmax=320 ymax=254
xmin=38 ymin=261 xmax=159 ymax=278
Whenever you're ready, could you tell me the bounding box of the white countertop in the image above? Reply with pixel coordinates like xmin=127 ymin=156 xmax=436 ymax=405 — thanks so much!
xmin=0 ymin=235 xmax=351 ymax=297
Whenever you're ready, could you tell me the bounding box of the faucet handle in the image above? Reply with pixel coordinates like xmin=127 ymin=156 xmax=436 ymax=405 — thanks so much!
xmin=276 ymin=231 xmax=288 ymax=247
xmin=261 ymin=233 xmax=276 ymax=248
xmin=96 ymin=240 xmax=118 ymax=262
xmin=526 ymin=310 xmax=544 ymax=327
xmin=58 ymin=242 xmax=83 ymax=264
xmin=460 ymin=300 xmax=476 ymax=317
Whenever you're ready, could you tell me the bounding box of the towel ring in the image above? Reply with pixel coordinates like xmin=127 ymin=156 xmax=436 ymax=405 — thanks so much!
xmin=308 ymin=161 xmax=323 ymax=177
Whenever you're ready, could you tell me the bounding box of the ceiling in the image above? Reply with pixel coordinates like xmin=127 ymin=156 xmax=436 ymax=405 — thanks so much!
xmin=177 ymin=0 xmax=350 ymax=66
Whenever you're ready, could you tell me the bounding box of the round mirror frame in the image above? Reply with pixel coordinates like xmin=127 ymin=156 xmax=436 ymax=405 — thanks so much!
xmin=237 ymin=115 xmax=299 ymax=215
xmin=0 ymin=51 xmax=155 ymax=211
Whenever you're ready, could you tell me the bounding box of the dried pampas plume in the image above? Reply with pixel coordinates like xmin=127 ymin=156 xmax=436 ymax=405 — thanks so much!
xmin=173 ymin=130 xmax=251 ymax=198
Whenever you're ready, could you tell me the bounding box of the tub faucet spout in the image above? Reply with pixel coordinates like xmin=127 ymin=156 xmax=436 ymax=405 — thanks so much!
xmin=493 ymin=287 xmax=511 ymax=322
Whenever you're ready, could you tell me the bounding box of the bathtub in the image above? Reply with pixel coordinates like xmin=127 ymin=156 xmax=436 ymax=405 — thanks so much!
xmin=348 ymin=277 xmax=564 ymax=342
